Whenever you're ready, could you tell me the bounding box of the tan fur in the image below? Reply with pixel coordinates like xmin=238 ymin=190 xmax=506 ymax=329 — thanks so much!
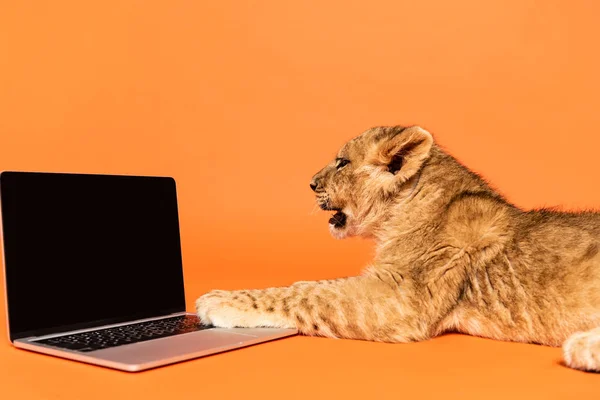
xmin=196 ymin=125 xmax=600 ymax=372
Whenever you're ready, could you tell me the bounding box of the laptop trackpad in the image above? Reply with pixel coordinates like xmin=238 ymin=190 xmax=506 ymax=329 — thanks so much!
xmin=91 ymin=329 xmax=258 ymax=365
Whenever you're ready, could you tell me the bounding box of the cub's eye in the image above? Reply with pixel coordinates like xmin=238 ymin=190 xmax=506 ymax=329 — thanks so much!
xmin=335 ymin=158 xmax=350 ymax=169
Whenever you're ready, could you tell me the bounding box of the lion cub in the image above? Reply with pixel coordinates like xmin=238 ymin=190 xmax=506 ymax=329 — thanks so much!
xmin=196 ymin=125 xmax=600 ymax=372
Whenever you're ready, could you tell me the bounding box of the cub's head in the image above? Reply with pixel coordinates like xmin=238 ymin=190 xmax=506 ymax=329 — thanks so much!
xmin=310 ymin=125 xmax=434 ymax=239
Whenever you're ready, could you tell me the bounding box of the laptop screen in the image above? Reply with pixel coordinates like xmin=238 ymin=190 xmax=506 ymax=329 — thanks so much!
xmin=1 ymin=172 xmax=186 ymax=341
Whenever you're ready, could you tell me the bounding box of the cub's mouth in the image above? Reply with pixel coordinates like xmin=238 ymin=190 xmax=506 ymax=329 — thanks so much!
xmin=317 ymin=201 xmax=348 ymax=230
xmin=329 ymin=210 xmax=347 ymax=228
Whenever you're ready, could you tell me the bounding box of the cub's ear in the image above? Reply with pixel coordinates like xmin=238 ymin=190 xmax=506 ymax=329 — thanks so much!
xmin=374 ymin=126 xmax=433 ymax=179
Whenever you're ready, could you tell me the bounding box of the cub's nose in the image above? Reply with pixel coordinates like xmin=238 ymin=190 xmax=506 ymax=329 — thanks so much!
xmin=309 ymin=180 xmax=318 ymax=192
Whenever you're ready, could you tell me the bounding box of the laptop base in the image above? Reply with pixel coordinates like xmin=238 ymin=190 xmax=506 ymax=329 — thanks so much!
xmin=14 ymin=314 xmax=297 ymax=372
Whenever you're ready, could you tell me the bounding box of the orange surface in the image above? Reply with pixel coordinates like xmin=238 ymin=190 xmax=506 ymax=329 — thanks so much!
xmin=1 ymin=0 xmax=600 ymax=398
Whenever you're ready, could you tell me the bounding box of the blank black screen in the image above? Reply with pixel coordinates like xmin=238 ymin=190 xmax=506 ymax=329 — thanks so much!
xmin=1 ymin=172 xmax=186 ymax=340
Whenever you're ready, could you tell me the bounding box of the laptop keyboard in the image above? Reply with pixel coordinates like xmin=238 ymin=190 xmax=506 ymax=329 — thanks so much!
xmin=36 ymin=315 xmax=212 ymax=352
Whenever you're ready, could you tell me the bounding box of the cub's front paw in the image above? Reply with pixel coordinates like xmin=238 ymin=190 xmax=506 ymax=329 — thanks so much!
xmin=195 ymin=289 xmax=294 ymax=329
xmin=195 ymin=290 xmax=242 ymax=328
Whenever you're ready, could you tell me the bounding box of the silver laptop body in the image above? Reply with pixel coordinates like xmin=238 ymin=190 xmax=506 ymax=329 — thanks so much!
xmin=0 ymin=171 xmax=296 ymax=372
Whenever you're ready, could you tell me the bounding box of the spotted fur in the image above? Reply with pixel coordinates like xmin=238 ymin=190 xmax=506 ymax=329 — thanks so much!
xmin=196 ymin=125 xmax=600 ymax=372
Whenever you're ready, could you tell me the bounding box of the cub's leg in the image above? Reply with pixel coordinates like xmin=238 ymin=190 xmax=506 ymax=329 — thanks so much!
xmin=195 ymin=274 xmax=429 ymax=343
xmin=562 ymin=327 xmax=600 ymax=372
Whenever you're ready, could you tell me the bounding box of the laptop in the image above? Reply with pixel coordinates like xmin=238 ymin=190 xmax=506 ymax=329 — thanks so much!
xmin=0 ymin=171 xmax=297 ymax=372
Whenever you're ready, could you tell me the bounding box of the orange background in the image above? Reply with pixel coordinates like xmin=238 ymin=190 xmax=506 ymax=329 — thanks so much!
xmin=1 ymin=1 xmax=599 ymax=398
